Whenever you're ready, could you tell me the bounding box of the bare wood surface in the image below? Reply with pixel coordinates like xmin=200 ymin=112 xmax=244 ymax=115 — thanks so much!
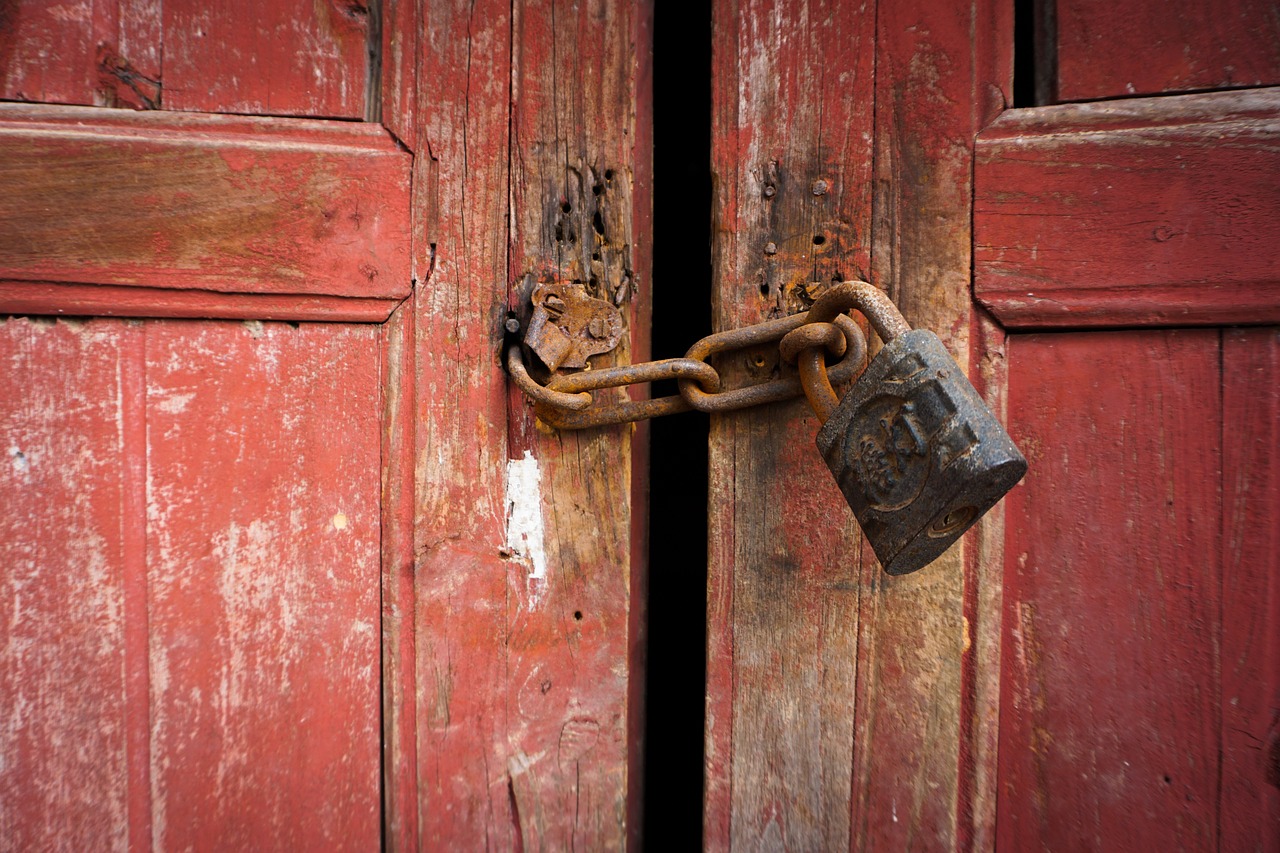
xmin=975 ymin=90 xmax=1280 ymax=329
xmin=857 ymin=1 xmax=1011 ymax=847
xmin=706 ymin=1 xmax=875 ymax=848
xmin=1055 ymin=0 xmax=1280 ymax=101
xmin=0 ymin=0 xmax=368 ymax=116
xmin=705 ymin=1 xmax=1011 ymax=848
xmin=0 ymin=105 xmax=411 ymax=313
xmin=412 ymin=0 xmax=649 ymax=847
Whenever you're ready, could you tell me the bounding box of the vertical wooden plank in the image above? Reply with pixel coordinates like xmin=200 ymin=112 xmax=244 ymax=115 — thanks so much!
xmin=380 ymin=0 xmax=418 ymax=148
xmin=1221 ymin=327 xmax=1280 ymax=852
xmin=507 ymin=0 xmax=643 ymax=844
xmin=853 ymin=0 xmax=1010 ymax=847
xmin=998 ymin=330 xmax=1221 ymax=852
xmin=0 ymin=318 xmax=130 ymax=850
xmin=705 ymin=0 xmax=875 ymax=849
xmin=381 ymin=304 xmax=419 ymax=853
xmin=413 ymin=0 xmax=648 ymax=845
xmin=963 ymin=309 xmax=1015 ymax=852
xmin=161 ymin=0 xmax=369 ymax=117
xmin=145 ymin=320 xmax=382 ymax=850
xmin=413 ymin=0 xmax=516 ymax=845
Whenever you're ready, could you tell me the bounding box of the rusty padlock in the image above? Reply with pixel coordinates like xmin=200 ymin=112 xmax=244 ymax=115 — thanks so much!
xmin=784 ymin=282 xmax=1027 ymax=575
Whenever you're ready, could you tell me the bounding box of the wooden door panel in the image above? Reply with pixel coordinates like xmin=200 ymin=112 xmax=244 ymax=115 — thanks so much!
xmin=0 ymin=318 xmax=383 ymax=849
xmin=999 ymin=330 xmax=1222 ymax=851
xmin=1 ymin=318 xmax=132 ymax=850
xmin=975 ymin=89 xmax=1280 ymax=329
xmin=1055 ymin=0 xmax=1280 ymax=101
xmin=144 ymin=320 xmax=382 ymax=850
xmin=0 ymin=1 xmax=369 ymax=117
xmin=0 ymin=104 xmax=411 ymax=322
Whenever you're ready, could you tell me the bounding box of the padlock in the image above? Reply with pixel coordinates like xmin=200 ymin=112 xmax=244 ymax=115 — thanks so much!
xmin=787 ymin=282 xmax=1027 ymax=575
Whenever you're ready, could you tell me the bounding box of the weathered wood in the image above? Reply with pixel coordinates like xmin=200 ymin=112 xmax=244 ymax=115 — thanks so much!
xmin=0 ymin=0 xmax=368 ymax=116
xmin=1221 ymin=327 xmax=1280 ymax=851
xmin=999 ymin=330 xmax=1222 ymax=851
xmin=858 ymin=1 xmax=1011 ymax=847
xmin=145 ymin=320 xmax=382 ymax=850
xmin=380 ymin=304 xmax=419 ymax=853
xmin=975 ymin=90 xmax=1280 ymax=329
xmin=0 ymin=318 xmax=131 ymax=851
xmin=0 ymin=105 xmax=411 ymax=315
xmin=706 ymin=1 xmax=875 ymax=848
xmin=1055 ymin=0 xmax=1280 ymax=101
xmin=412 ymin=0 xmax=516 ymax=845
xmin=411 ymin=0 xmax=649 ymax=847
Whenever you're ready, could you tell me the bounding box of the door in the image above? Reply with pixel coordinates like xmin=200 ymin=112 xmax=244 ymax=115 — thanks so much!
xmin=702 ymin=0 xmax=1278 ymax=850
xmin=1 ymin=2 xmax=649 ymax=850
xmin=975 ymin=5 xmax=1280 ymax=849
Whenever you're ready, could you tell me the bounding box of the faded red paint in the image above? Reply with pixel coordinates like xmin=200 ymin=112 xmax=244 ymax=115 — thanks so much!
xmin=0 ymin=0 xmax=367 ymax=117
xmin=975 ymin=90 xmax=1280 ymax=329
xmin=0 ymin=105 xmax=411 ymax=316
xmin=1055 ymin=0 xmax=1280 ymax=101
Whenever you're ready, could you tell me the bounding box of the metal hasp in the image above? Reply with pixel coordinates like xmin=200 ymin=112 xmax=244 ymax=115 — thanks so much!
xmin=797 ymin=281 xmax=1028 ymax=576
xmin=523 ymin=281 xmax=623 ymax=371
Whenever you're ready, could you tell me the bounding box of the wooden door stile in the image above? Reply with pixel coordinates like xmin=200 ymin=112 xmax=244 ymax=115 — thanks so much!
xmin=706 ymin=2 xmax=874 ymax=849
xmin=411 ymin=0 xmax=650 ymax=847
xmin=860 ymin=1 xmax=1012 ymax=849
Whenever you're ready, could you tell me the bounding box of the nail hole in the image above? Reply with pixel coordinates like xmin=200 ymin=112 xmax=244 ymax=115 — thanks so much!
xmin=1163 ymin=774 xmax=1172 ymax=784
xmin=593 ymin=211 xmax=606 ymax=235
xmin=573 ymin=610 xmax=583 ymax=621
xmin=604 ymin=169 xmax=614 ymax=181
xmin=759 ymin=282 xmax=769 ymax=296
xmin=589 ymin=274 xmax=599 ymax=287
xmin=812 ymin=234 xmax=826 ymax=246
xmin=592 ymin=183 xmax=604 ymax=196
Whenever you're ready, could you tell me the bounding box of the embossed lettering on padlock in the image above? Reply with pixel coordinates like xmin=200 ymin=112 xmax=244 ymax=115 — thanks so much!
xmin=802 ymin=283 xmax=1027 ymax=576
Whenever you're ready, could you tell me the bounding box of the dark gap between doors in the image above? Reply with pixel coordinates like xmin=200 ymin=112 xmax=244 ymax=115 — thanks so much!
xmin=644 ymin=1 xmax=712 ymax=845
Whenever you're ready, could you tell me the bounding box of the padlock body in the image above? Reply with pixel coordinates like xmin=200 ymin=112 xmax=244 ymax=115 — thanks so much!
xmin=817 ymin=329 xmax=1026 ymax=575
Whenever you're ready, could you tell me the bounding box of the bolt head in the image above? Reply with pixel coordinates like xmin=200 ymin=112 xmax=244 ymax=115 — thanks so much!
xmin=811 ymin=179 xmax=829 ymax=196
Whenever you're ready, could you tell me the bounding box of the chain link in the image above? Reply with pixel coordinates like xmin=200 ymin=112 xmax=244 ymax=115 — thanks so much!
xmin=507 ymin=302 xmax=870 ymax=430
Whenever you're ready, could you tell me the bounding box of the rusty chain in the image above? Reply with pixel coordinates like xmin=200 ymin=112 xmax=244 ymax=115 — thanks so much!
xmin=507 ymin=281 xmax=912 ymax=430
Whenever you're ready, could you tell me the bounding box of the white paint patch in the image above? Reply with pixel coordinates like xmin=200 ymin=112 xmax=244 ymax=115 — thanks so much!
xmin=155 ymin=391 xmax=195 ymax=414
xmin=505 ymin=451 xmax=548 ymax=605
xmin=331 ymin=512 xmax=348 ymax=531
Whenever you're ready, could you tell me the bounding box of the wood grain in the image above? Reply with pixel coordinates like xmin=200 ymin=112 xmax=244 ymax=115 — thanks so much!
xmin=0 ymin=0 xmax=368 ymax=116
xmin=975 ymin=90 xmax=1280 ymax=329
xmin=1221 ymin=327 xmax=1280 ymax=851
xmin=411 ymin=0 xmax=649 ymax=847
xmin=999 ymin=330 xmax=1222 ymax=851
xmin=0 ymin=105 xmax=411 ymax=315
xmin=1055 ymin=0 xmax=1280 ymax=101
xmin=145 ymin=320 xmax=382 ymax=850
xmin=858 ymin=1 xmax=1011 ymax=848
xmin=706 ymin=1 xmax=875 ymax=848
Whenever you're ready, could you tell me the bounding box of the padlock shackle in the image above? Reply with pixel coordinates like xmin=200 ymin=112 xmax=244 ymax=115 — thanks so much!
xmin=794 ymin=282 xmax=910 ymax=424
xmin=808 ymin=281 xmax=911 ymax=342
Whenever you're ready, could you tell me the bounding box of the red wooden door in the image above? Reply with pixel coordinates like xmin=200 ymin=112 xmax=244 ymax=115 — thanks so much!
xmin=703 ymin=0 xmax=1278 ymax=850
xmin=1 ymin=3 xmax=650 ymax=851
xmin=975 ymin=7 xmax=1280 ymax=849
